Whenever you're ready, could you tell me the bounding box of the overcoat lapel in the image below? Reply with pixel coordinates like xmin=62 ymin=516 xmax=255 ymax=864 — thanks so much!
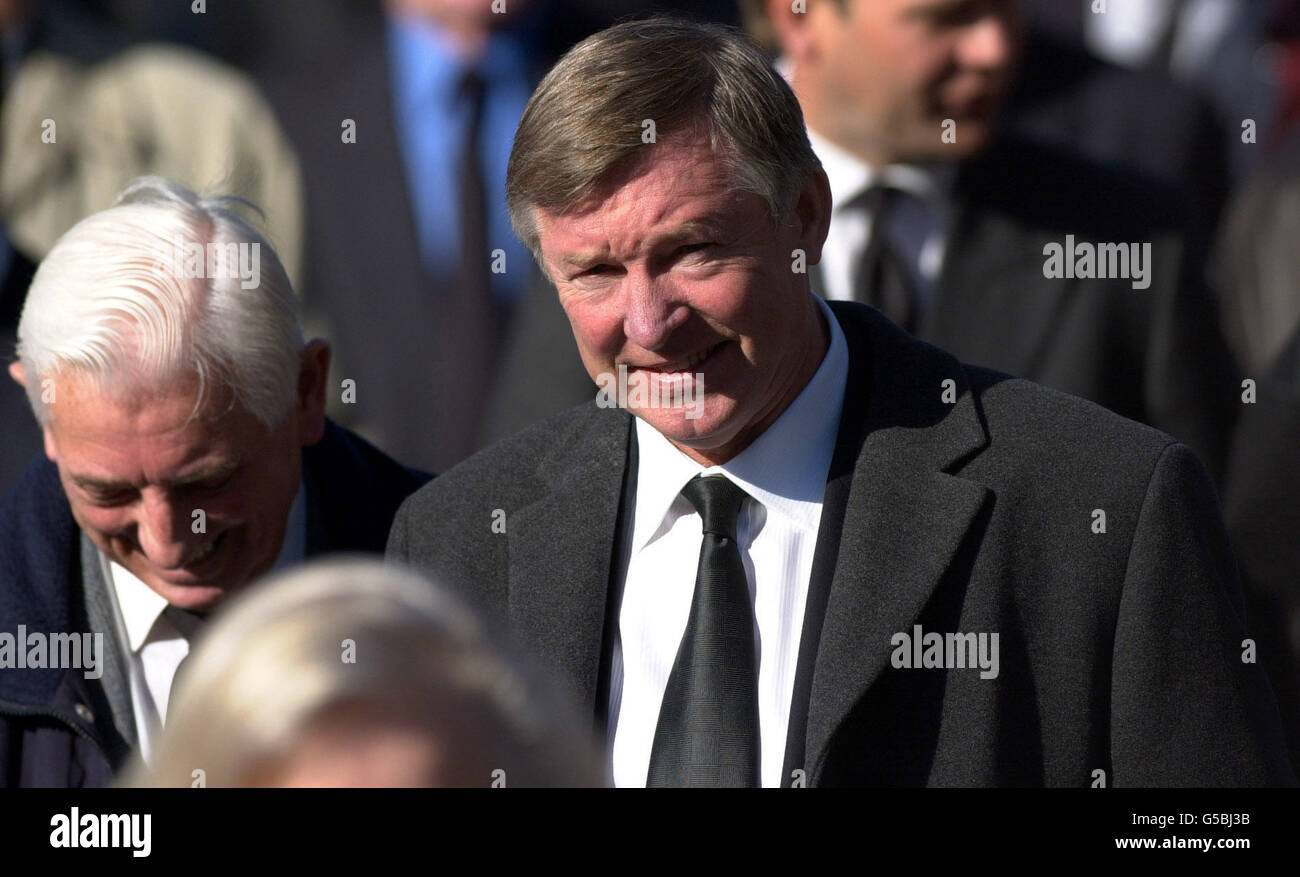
xmin=798 ymin=303 xmax=992 ymax=784
xmin=506 ymin=409 xmax=634 ymax=714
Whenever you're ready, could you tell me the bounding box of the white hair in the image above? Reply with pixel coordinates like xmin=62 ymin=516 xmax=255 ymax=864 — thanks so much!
xmin=14 ymin=176 xmax=303 ymax=429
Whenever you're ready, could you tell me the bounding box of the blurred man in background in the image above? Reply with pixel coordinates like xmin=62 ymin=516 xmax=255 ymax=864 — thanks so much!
xmin=743 ymin=0 xmax=1239 ymax=482
xmin=1030 ymin=0 xmax=1285 ymax=179
xmin=1216 ymin=127 xmax=1300 ymax=769
xmin=260 ymin=0 xmax=607 ymax=473
xmin=0 ymin=178 xmax=427 ymax=787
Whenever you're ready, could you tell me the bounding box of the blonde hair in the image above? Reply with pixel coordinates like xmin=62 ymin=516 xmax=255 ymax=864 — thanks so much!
xmin=122 ymin=559 xmax=605 ymax=787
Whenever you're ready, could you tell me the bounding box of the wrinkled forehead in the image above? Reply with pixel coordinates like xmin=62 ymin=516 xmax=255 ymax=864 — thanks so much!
xmin=536 ymin=137 xmax=755 ymax=244
xmin=45 ymin=366 xmax=239 ymax=443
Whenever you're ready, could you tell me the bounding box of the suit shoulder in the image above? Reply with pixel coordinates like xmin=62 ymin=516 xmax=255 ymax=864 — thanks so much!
xmin=397 ymin=402 xmax=604 ymax=523
xmin=964 ymin=365 xmax=1179 ymax=475
xmin=0 ymin=456 xmax=78 ymax=626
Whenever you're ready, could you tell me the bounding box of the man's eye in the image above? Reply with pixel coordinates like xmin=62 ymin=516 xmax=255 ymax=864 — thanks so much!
xmin=188 ymin=474 xmax=234 ymax=494
xmin=572 ymin=262 xmax=621 ymax=280
xmin=674 ymin=242 xmax=715 ymax=259
xmin=84 ymin=490 xmax=133 ymax=507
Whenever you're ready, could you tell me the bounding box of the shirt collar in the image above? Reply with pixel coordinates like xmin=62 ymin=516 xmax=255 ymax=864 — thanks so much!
xmin=775 ymin=53 xmax=952 ymax=209
xmin=107 ymin=482 xmax=307 ymax=653
xmin=387 ymin=11 xmax=529 ymax=110
xmin=632 ymin=296 xmax=849 ymax=549
xmin=806 ymin=127 xmax=955 ymax=216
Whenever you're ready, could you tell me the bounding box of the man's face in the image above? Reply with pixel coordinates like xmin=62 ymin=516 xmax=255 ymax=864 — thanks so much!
xmin=785 ymin=0 xmax=1022 ymax=164
xmin=38 ymin=356 xmax=324 ymax=613
xmin=534 ymin=135 xmax=831 ymax=465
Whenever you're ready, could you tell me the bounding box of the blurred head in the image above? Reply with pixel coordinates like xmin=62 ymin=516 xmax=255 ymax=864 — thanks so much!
xmin=0 ymin=0 xmax=37 ymax=30
xmin=9 ymin=176 xmax=328 ymax=612
xmin=751 ymin=0 xmax=1023 ymax=165
xmin=384 ymin=0 xmax=530 ymax=59
xmin=508 ymin=18 xmax=832 ymax=465
xmin=122 ymin=559 xmax=605 ymax=787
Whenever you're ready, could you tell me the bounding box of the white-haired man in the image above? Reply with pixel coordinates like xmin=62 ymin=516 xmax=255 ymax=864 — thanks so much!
xmin=0 ymin=177 xmax=430 ymax=787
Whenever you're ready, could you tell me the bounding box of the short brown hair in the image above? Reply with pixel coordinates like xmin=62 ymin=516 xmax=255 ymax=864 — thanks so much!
xmin=506 ymin=16 xmax=821 ymax=259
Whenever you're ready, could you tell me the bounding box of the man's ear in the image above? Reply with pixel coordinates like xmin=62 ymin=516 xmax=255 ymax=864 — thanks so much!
xmin=10 ymin=362 xmax=58 ymax=461
xmin=296 ymin=339 xmax=331 ymax=447
xmin=791 ymin=167 xmax=833 ymax=267
xmin=766 ymin=0 xmax=830 ymax=64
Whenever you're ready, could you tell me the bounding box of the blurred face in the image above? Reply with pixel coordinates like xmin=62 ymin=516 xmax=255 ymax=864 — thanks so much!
xmin=776 ymin=0 xmax=1022 ymax=164
xmin=253 ymin=712 xmax=444 ymax=788
xmin=25 ymin=343 xmax=329 ymax=612
xmin=534 ymin=135 xmax=832 ymax=466
xmin=385 ymin=0 xmax=529 ymax=58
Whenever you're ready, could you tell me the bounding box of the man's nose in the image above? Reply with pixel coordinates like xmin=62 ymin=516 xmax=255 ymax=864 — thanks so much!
xmin=958 ymin=13 xmax=1016 ymax=71
xmin=135 ymin=492 xmax=192 ymax=569
xmin=623 ymin=272 xmax=687 ymax=350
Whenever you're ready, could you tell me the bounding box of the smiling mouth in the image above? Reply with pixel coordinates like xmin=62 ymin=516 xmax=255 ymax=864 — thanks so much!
xmin=185 ymin=530 xmax=226 ymax=566
xmin=634 ymin=343 xmax=722 ymax=374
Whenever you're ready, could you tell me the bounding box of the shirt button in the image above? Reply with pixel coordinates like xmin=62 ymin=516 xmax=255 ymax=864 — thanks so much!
xmin=74 ymin=703 xmax=94 ymax=723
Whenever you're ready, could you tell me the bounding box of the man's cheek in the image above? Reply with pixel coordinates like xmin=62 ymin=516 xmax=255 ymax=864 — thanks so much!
xmin=568 ymin=316 xmax=622 ymax=363
xmin=67 ymin=504 xmax=126 ymax=542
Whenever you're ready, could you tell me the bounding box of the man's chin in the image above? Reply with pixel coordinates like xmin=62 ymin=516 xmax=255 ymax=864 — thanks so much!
xmin=633 ymin=404 xmax=749 ymax=460
xmin=143 ymin=580 xmax=232 ymax=613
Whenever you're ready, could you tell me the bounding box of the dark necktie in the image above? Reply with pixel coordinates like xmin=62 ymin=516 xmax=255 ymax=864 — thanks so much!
xmin=646 ymin=475 xmax=760 ymax=787
xmin=855 ymin=185 xmax=918 ymax=334
xmin=433 ymin=69 xmax=500 ymax=466
xmin=1151 ymin=0 xmax=1191 ymax=70
xmin=164 ymin=605 xmax=206 ymax=721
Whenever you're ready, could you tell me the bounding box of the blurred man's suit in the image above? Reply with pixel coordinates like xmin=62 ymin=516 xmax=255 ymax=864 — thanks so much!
xmin=1224 ymin=327 xmax=1300 ymax=773
xmin=813 ymin=132 xmax=1239 ymax=484
xmin=259 ymin=4 xmax=602 ymax=473
xmin=0 ymin=422 xmax=429 ymax=787
xmin=390 ymin=300 xmax=1294 ymax=787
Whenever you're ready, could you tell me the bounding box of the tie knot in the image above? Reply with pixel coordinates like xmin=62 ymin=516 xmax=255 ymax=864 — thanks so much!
xmin=858 ymin=184 xmax=905 ymax=221
xmin=681 ymin=475 xmax=748 ymax=541
xmin=162 ymin=605 xmax=207 ymax=640
xmin=458 ymin=68 xmax=486 ymax=106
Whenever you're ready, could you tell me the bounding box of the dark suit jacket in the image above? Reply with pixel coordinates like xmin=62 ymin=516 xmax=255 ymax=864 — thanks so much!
xmin=1004 ymin=26 xmax=1231 ymax=237
xmin=896 ymin=136 xmax=1239 ymax=485
xmin=0 ymin=420 xmax=430 ymax=787
xmin=0 ymin=245 xmax=41 ymax=498
xmin=389 ymin=300 xmax=1293 ymax=786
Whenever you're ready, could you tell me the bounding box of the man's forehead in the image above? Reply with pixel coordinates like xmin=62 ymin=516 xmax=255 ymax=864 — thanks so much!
xmin=48 ymin=371 xmax=248 ymax=455
xmin=537 ymin=144 xmax=751 ymax=255
xmin=53 ymin=409 xmax=245 ymax=492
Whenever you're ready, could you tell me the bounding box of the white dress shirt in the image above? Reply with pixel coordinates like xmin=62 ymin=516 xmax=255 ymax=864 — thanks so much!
xmin=102 ymin=484 xmax=306 ymax=763
xmin=807 ymin=128 xmax=954 ymax=311
xmin=1085 ymin=0 xmax=1235 ymax=76
xmin=608 ymin=296 xmax=849 ymax=787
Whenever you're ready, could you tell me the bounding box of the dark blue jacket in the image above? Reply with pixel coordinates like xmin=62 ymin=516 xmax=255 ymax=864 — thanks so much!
xmin=0 ymin=420 xmax=430 ymax=786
